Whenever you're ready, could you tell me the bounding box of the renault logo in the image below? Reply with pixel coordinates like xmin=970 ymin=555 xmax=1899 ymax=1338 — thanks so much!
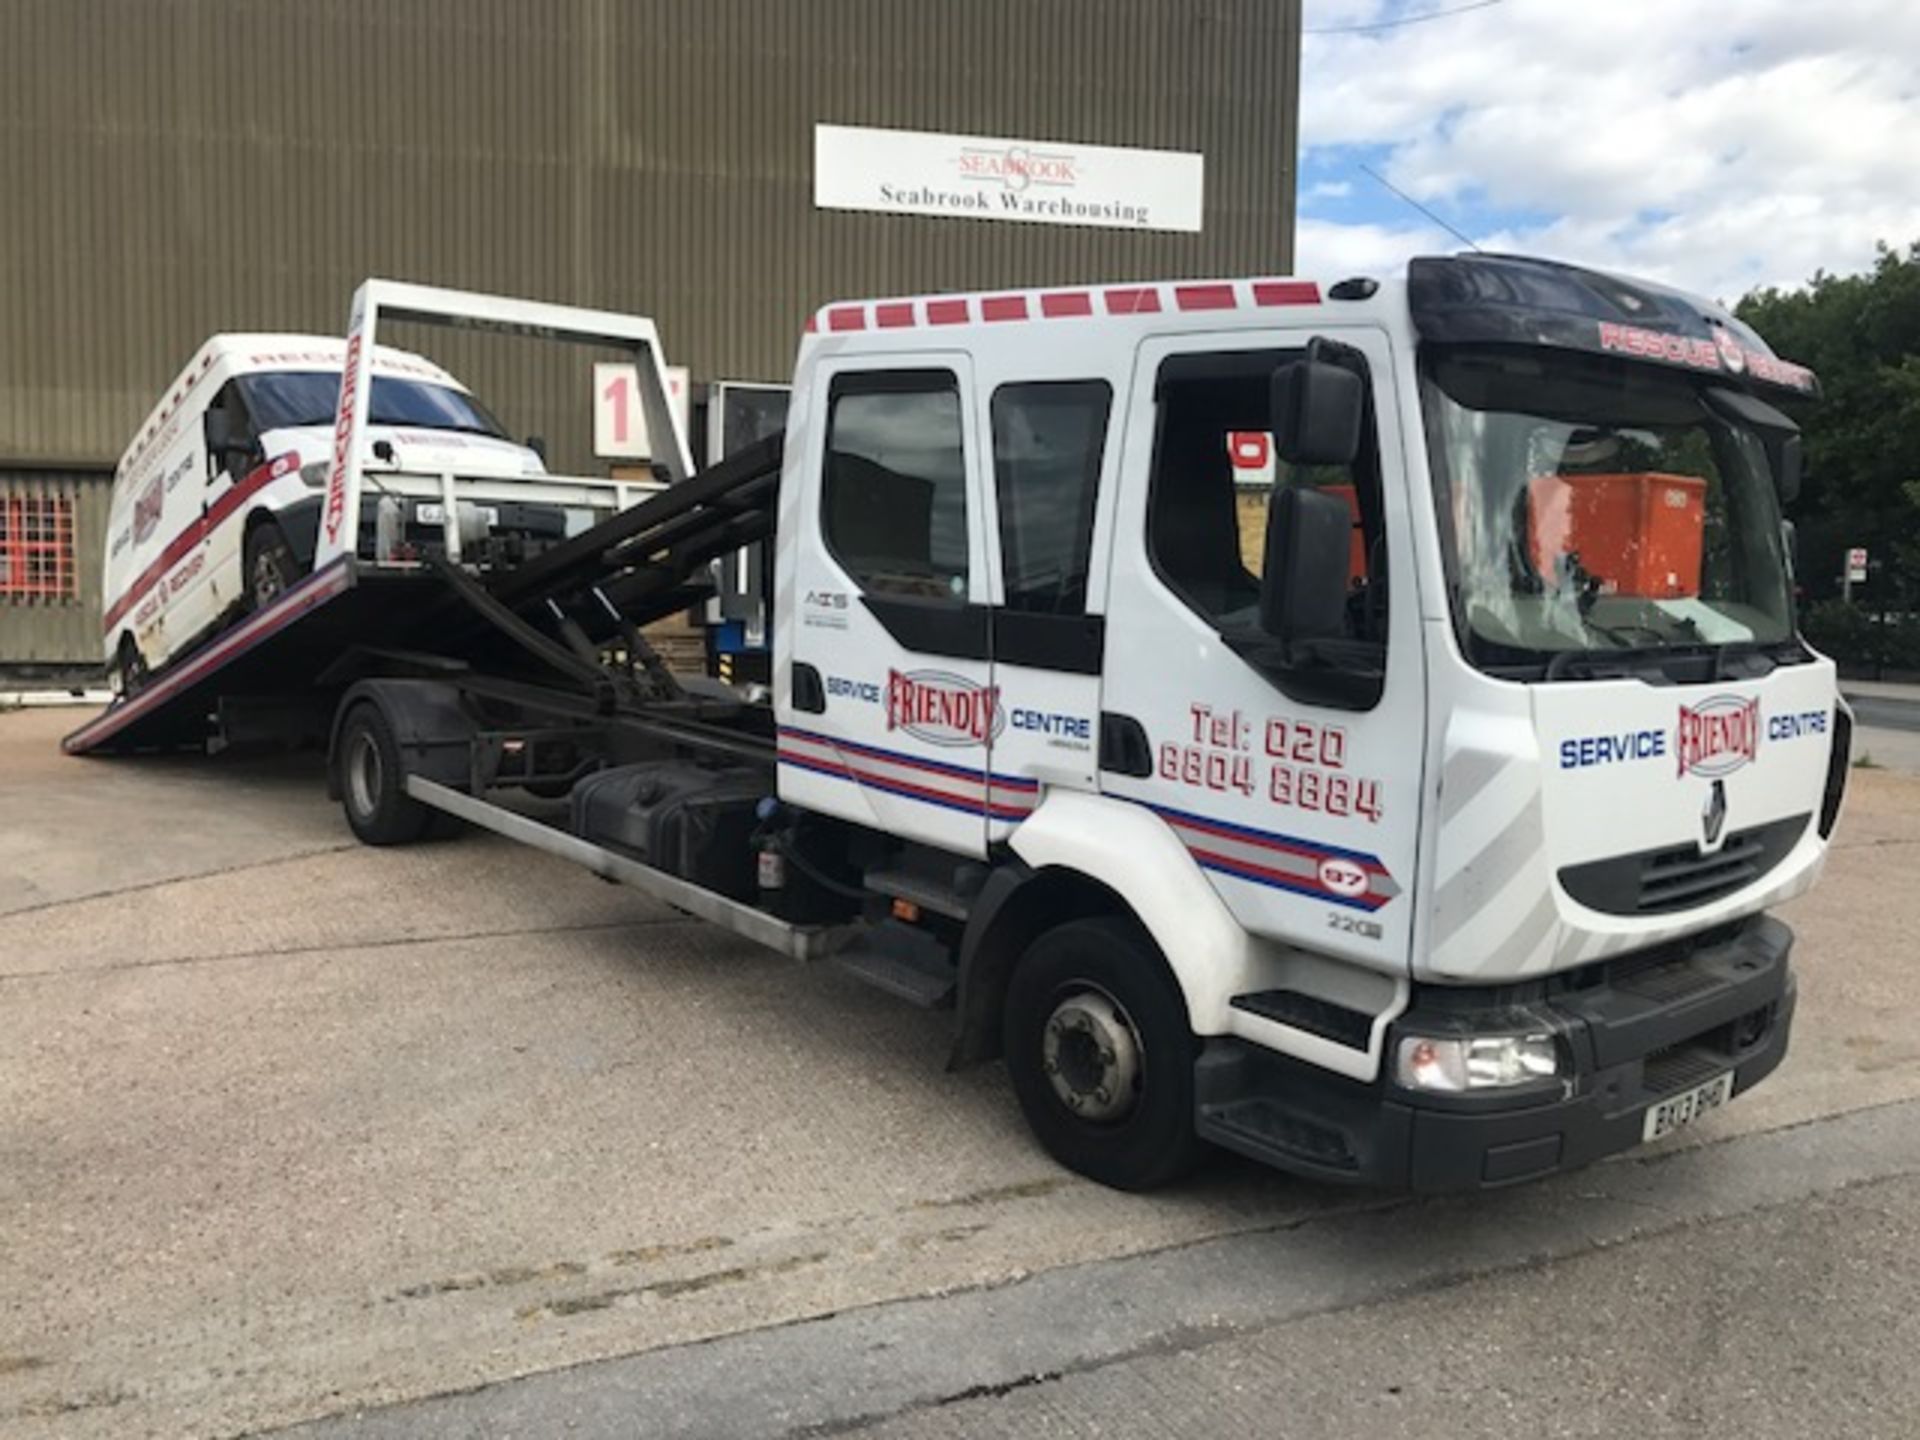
xmin=1702 ymin=778 xmax=1729 ymax=848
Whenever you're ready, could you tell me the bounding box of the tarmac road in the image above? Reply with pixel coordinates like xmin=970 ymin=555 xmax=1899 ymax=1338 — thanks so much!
xmin=3 ymin=704 xmax=1919 ymax=1439
xmin=1843 ymin=683 xmax=1920 ymax=733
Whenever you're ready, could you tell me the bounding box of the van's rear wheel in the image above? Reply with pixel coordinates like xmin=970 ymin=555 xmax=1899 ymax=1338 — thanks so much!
xmin=335 ymin=702 xmax=431 ymax=846
xmin=1003 ymin=917 xmax=1203 ymax=1191
xmin=245 ymin=520 xmax=299 ymax=612
xmin=113 ymin=634 xmax=149 ymax=697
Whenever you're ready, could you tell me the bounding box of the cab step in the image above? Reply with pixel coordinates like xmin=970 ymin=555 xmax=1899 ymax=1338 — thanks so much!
xmin=835 ymin=919 xmax=957 ymax=1008
xmin=1230 ymin=989 xmax=1372 ymax=1050
xmin=862 ymin=867 xmax=979 ymax=922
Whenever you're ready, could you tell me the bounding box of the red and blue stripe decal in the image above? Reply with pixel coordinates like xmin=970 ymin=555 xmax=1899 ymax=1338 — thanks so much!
xmin=1149 ymin=801 xmax=1399 ymax=912
xmin=777 ymin=726 xmax=1040 ymax=822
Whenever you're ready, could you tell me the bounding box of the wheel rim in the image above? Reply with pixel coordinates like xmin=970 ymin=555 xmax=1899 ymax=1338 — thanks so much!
xmin=253 ymin=548 xmax=285 ymax=606
xmin=346 ymin=729 xmax=383 ymax=819
xmin=1041 ymin=986 xmax=1144 ymax=1123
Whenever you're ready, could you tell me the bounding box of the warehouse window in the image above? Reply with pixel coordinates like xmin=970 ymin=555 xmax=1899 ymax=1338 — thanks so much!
xmin=0 ymin=494 xmax=77 ymax=602
xmin=822 ymin=370 xmax=970 ymax=601
xmin=992 ymin=381 xmax=1111 ymax=615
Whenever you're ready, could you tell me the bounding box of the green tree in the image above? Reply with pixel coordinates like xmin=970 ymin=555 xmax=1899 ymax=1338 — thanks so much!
xmin=1736 ymin=241 xmax=1920 ymax=610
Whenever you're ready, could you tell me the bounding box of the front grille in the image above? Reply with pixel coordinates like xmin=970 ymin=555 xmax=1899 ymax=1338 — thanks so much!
xmin=1640 ymin=1003 xmax=1776 ymax=1098
xmin=1609 ymin=951 xmax=1723 ymax=1004
xmin=1642 ymin=1042 xmax=1730 ymax=1098
xmin=1559 ymin=814 xmax=1809 ymax=916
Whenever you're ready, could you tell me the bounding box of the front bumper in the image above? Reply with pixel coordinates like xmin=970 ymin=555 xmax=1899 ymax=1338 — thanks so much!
xmin=1195 ymin=915 xmax=1796 ymax=1191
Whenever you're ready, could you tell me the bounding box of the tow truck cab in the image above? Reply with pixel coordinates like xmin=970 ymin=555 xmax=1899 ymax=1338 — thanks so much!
xmin=770 ymin=254 xmax=1848 ymax=1190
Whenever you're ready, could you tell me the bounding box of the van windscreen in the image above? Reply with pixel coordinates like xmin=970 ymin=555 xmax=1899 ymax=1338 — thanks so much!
xmin=240 ymin=371 xmax=508 ymax=439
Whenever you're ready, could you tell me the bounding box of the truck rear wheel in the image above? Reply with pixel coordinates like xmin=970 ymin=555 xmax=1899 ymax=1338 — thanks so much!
xmin=335 ymin=701 xmax=432 ymax=846
xmin=1003 ymin=917 xmax=1203 ymax=1191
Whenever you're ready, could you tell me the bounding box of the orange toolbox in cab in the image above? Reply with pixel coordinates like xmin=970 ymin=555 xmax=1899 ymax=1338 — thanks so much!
xmin=1528 ymin=471 xmax=1705 ymax=599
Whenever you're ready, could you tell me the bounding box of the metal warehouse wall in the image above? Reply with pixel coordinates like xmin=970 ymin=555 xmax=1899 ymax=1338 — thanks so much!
xmin=0 ymin=0 xmax=1299 ymax=662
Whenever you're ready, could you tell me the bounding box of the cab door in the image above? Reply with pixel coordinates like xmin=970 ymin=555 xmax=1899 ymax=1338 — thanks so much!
xmin=977 ymin=378 xmax=1118 ymax=838
xmin=1098 ymin=331 xmax=1425 ymax=971
xmin=779 ymin=357 xmax=998 ymax=858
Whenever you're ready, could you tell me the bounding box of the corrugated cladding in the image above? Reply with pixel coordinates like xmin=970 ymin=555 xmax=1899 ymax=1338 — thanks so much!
xmin=1 ymin=0 xmax=1298 ymax=463
xmin=0 ymin=0 xmax=1298 ymax=662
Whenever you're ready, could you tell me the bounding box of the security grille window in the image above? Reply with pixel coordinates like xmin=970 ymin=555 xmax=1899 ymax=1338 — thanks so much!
xmin=1147 ymin=349 xmax=1387 ymax=641
xmin=992 ymin=381 xmax=1111 ymax=615
xmin=0 ymin=494 xmax=77 ymax=602
xmin=822 ymin=371 xmax=970 ymax=600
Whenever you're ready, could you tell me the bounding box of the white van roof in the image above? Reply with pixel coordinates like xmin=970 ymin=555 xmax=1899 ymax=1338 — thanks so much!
xmin=205 ymin=333 xmax=466 ymax=389
xmin=118 ymin=333 xmax=467 ymax=478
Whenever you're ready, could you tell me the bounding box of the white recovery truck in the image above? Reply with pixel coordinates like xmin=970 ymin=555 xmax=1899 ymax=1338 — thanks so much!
xmin=69 ymin=257 xmax=1851 ymax=1192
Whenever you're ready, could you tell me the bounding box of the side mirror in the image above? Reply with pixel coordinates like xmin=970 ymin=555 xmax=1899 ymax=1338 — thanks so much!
xmin=526 ymin=434 xmax=549 ymax=464
xmin=1271 ymin=358 xmax=1363 ymax=468
xmin=1773 ymin=433 xmax=1803 ymax=504
xmin=1260 ymin=486 xmax=1353 ymax=644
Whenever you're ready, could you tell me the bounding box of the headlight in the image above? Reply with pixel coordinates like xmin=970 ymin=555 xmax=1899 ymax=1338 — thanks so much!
xmin=1394 ymin=1032 xmax=1560 ymax=1093
xmin=299 ymin=461 xmax=330 ymax=488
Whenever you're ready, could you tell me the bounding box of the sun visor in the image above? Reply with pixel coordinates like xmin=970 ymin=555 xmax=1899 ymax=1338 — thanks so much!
xmin=1407 ymin=254 xmax=1820 ymax=400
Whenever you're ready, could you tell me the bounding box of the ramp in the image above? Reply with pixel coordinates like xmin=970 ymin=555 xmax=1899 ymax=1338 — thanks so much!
xmin=65 ymin=560 xmax=421 ymax=754
xmin=62 ymin=436 xmax=785 ymax=757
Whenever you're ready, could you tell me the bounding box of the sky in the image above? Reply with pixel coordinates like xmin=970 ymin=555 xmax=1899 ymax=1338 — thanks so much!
xmin=1295 ymin=0 xmax=1920 ymax=303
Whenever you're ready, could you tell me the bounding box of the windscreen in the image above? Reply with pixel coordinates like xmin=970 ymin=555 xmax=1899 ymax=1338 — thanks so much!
xmin=241 ymin=371 xmax=509 ymax=438
xmin=1423 ymin=348 xmax=1795 ymax=676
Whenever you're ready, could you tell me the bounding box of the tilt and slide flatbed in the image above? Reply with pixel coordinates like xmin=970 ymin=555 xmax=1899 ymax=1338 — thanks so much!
xmin=71 ymin=267 xmax=1851 ymax=1196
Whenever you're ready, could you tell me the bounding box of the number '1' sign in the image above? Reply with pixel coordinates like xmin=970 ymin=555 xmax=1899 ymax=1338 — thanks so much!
xmin=593 ymin=362 xmax=690 ymax=460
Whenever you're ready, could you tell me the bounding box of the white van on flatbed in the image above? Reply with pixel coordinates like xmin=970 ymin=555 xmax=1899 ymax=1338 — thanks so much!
xmin=102 ymin=334 xmax=558 ymax=690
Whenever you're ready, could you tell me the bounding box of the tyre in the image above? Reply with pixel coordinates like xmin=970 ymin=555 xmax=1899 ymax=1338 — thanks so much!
xmin=334 ymin=701 xmax=432 ymax=846
xmin=244 ymin=519 xmax=300 ymax=612
xmin=1002 ymin=916 xmax=1204 ymax=1191
xmin=113 ymin=633 xmax=149 ymax=697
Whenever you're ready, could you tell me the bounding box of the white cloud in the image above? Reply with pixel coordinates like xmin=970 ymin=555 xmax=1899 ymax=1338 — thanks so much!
xmin=1296 ymin=217 xmax=1453 ymax=277
xmin=1299 ymin=0 xmax=1920 ymax=300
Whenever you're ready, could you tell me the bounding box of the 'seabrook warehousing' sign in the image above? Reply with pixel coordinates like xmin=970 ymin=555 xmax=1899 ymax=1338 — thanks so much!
xmin=814 ymin=124 xmax=1205 ymax=234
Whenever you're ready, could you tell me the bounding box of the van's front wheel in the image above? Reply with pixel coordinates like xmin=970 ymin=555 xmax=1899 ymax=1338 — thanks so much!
xmin=335 ymin=702 xmax=432 ymax=846
xmin=1003 ymin=917 xmax=1203 ymax=1191
xmin=244 ymin=520 xmax=300 ymax=612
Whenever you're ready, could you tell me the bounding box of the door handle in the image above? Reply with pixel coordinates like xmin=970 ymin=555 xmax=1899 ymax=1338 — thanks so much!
xmin=1099 ymin=712 xmax=1154 ymax=778
xmin=792 ymin=662 xmax=826 ymax=714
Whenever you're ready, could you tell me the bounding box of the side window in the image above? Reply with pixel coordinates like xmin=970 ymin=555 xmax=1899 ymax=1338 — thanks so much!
xmin=991 ymin=381 xmax=1111 ymax=615
xmin=823 ymin=371 xmax=969 ymax=601
xmin=1148 ymin=349 xmax=1387 ymax=644
xmin=204 ymin=381 xmax=260 ymax=482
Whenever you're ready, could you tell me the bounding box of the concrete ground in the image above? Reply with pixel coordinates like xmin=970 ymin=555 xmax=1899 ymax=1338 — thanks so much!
xmin=3 ymin=704 xmax=1918 ymax=1439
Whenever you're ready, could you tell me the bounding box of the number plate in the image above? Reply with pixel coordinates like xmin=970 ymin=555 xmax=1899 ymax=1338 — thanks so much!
xmin=416 ymin=502 xmax=500 ymax=527
xmin=1641 ymin=1071 xmax=1733 ymax=1142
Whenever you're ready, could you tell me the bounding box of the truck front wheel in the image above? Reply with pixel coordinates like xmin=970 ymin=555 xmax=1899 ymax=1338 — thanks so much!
xmin=1003 ymin=917 xmax=1203 ymax=1191
xmin=335 ymin=702 xmax=432 ymax=846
